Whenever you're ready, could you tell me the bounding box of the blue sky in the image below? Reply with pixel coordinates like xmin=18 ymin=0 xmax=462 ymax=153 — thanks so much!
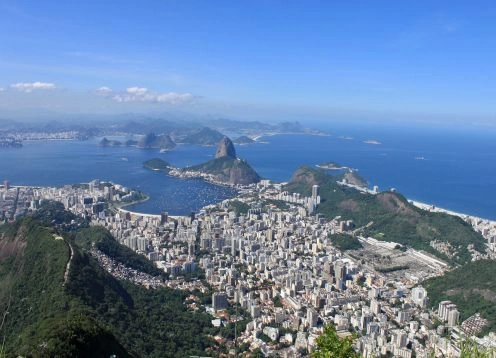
xmin=0 ymin=0 xmax=495 ymax=122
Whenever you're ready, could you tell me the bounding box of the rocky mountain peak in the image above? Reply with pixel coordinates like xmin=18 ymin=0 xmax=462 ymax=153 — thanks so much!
xmin=215 ymin=136 xmax=237 ymax=159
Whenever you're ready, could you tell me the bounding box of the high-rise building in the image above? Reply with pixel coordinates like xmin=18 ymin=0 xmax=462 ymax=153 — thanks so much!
xmin=411 ymin=286 xmax=428 ymax=308
xmin=448 ymin=309 xmax=460 ymax=327
xmin=3 ymin=180 xmax=10 ymax=189
xmin=395 ymin=331 xmax=408 ymax=348
xmin=312 ymin=185 xmax=319 ymax=199
xmin=370 ymin=299 xmax=381 ymax=315
xmin=137 ymin=237 xmax=147 ymax=252
xmin=212 ymin=292 xmax=228 ymax=311
xmin=438 ymin=301 xmax=452 ymax=320
xmin=307 ymin=308 xmax=318 ymax=327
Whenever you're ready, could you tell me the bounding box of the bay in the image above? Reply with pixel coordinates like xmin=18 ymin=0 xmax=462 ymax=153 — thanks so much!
xmin=0 ymin=121 xmax=495 ymax=219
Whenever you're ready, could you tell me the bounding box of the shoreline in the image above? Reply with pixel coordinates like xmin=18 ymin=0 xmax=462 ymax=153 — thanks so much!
xmin=252 ymin=131 xmax=330 ymax=141
xmin=7 ymin=180 xmax=496 ymax=229
xmin=409 ymin=199 xmax=496 ymax=226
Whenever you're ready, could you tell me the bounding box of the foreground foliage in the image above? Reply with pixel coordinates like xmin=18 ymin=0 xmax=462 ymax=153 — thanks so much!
xmin=0 ymin=218 xmax=217 ymax=357
xmin=312 ymin=325 xmax=359 ymax=358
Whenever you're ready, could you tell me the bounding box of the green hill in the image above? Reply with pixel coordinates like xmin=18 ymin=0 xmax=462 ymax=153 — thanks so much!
xmin=233 ymin=135 xmax=255 ymax=144
xmin=189 ymin=156 xmax=261 ymax=185
xmin=0 ymin=215 xmax=216 ymax=357
xmin=285 ymin=166 xmax=485 ymax=265
xmin=144 ymin=158 xmax=171 ymax=173
xmin=181 ymin=127 xmax=224 ymax=145
xmin=138 ymin=132 xmax=176 ymax=150
xmin=423 ymin=260 xmax=496 ymax=335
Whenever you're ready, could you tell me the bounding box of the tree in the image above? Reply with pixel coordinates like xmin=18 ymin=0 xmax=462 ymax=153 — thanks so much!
xmin=312 ymin=325 xmax=359 ymax=358
xmin=459 ymin=339 xmax=494 ymax=358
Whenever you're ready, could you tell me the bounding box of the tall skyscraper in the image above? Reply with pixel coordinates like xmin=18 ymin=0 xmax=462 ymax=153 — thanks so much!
xmin=161 ymin=212 xmax=168 ymax=225
xmin=212 ymin=292 xmax=228 ymax=311
xmin=312 ymin=185 xmax=319 ymax=199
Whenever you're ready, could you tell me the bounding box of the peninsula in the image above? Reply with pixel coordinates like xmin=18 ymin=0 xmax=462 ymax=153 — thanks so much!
xmin=145 ymin=136 xmax=261 ymax=186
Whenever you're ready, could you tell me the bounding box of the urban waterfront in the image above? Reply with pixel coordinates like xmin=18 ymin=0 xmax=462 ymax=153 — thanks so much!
xmin=1 ymin=122 xmax=495 ymax=219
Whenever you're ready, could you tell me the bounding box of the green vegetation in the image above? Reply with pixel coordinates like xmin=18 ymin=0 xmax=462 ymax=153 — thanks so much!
xmin=228 ymin=200 xmax=250 ymax=215
xmin=329 ymin=233 xmax=363 ymax=251
xmin=285 ymin=166 xmax=485 ymax=265
xmin=143 ymin=158 xmax=171 ymax=173
xmin=31 ymin=200 xmax=81 ymax=227
xmin=181 ymin=127 xmax=224 ymax=145
xmin=189 ymin=156 xmax=261 ymax=185
xmin=75 ymin=226 xmax=166 ymax=278
xmin=233 ymin=135 xmax=255 ymax=144
xmin=312 ymin=325 xmax=359 ymax=358
xmin=423 ymin=260 xmax=496 ymax=335
xmin=458 ymin=339 xmax=495 ymax=357
xmin=343 ymin=170 xmax=367 ymax=187
xmin=20 ymin=314 xmax=132 ymax=357
xmin=0 ymin=216 xmax=219 ymax=357
xmin=138 ymin=132 xmax=176 ymax=150
xmin=264 ymin=199 xmax=289 ymax=211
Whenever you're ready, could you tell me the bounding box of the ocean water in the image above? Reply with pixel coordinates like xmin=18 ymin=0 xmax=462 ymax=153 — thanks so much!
xmin=238 ymin=121 xmax=496 ymax=220
xmin=0 ymin=139 xmax=236 ymax=215
xmin=0 ymin=121 xmax=495 ymax=219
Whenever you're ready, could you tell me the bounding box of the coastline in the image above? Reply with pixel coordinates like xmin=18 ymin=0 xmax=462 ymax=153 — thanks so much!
xmin=252 ymin=131 xmax=330 ymax=141
xmin=409 ymin=199 xmax=496 ymax=226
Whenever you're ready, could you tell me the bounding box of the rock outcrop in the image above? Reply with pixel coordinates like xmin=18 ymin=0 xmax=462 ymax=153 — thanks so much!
xmin=188 ymin=137 xmax=260 ymax=185
xmin=215 ymin=136 xmax=237 ymax=158
xmin=137 ymin=133 xmax=176 ymax=150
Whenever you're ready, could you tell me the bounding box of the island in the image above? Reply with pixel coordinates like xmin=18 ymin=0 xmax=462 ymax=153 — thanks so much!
xmin=316 ymin=161 xmax=344 ymax=170
xmin=233 ymin=135 xmax=255 ymax=144
xmin=185 ymin=137 xmax=260 ymax=185
xmin=144 ymin=136 xmax=261 ymax=186
xmin=179 ymin=127 xmax=224 ymax=146
xmin=143 ymin=158 xmax=171 ymax=173
xmin=99 ymin=137 xmax=122 ymax=147
xmin=363 ymin=139 xmax=381 ymax=145
xmin=137 ymin=132 xmax=176 ymax=151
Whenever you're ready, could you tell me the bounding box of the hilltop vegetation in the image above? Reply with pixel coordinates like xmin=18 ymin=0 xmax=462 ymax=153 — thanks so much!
xmin=189 ymin=156 xmax=261 ymax=185
xmin=423 ymin=260 xmax=496 ymax=335
xmin=75 ymin=226 xmax=167 ymax=278
xmin=329 ymin=233 xmax=363 ymax=251
xmin=0 ymin=211 xmax=218 ymax=357
xmin=180 ymin=127 xmax=224 ymax=145
xmin=285 ymin=166 xmax=485 ymax=265
xmin=143 ymin=158 xmax=171 ymax=173
xmin=0 ymin=218 xmax=129 ymax=357
xmin=138 ymin=132 xmax=176 ymax=150
xmin=233 ymin=135 xmax=255 ymax=144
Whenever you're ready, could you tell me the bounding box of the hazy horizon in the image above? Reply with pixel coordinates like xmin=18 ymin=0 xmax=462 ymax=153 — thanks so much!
xmin=1 ymin=1 xmax=496 ymax=124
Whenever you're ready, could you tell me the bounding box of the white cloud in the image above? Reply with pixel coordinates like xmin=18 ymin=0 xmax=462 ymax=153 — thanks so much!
xmin=0 ymin=88 xmax=4 ymax=92
xmin=94 ymin=86 xmax=113 ymax=96
xmin=109 ymin=86 xmax=195 ymax=105
xmin=10 ymin=81 xmax=56 ymax=93
xmin=126 ymin=86 xmax=148 ymax=95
